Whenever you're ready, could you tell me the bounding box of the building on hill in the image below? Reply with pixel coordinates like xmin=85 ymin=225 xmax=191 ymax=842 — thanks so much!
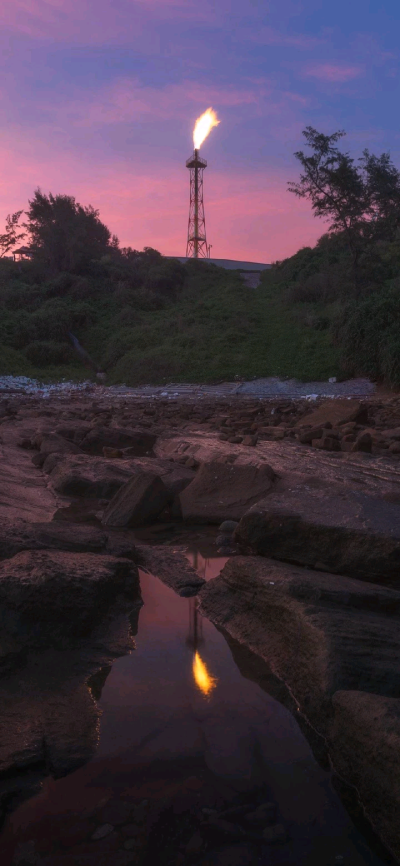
xmin=166 ymin=256 xmax=271 ymax=287
xmin=13 ymin=246 xmax=34 ymax=261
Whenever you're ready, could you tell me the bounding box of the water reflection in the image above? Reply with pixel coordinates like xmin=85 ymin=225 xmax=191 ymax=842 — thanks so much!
xmin=192 ymin=650 xmax=218 ymax=697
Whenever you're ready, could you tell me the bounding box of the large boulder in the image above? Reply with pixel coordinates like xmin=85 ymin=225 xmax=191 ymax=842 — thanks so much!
xmin=48 ymin=454 xmax=195 ymax=503
xmin=102 ymin=472 xmax=170 ymax=527
xmin=234 ymin=484 xmax=400 ymax=587
xmin=329 ymin=692 xmax=400 ymax=862
xmin=49 ymin=455 xmax=135 ymax=499
xmin=80 ymin=426 xmax=156 ymax=456
xmin=295 ymin=399 xmax=368 ymax=429
xmin=0 ymin=519 xmax=139 ymax=563
xmin=38 ymin=434 xmax=82 ymax=458
xmin=0 ymin=550 xmax=139 ymax=642
xmin=179 ymin=461 xmax=276 ymax=524
xmin=199 ymin=556 xmax=400 ymax=723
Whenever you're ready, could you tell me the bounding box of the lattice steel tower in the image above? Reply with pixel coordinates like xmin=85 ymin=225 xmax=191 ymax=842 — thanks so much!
xmin=186 ymin=149 xmax=210 ymax=259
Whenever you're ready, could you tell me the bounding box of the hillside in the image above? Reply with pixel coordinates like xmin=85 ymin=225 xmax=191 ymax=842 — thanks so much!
xmin=0 ymin=253 xmax=341 ymax=386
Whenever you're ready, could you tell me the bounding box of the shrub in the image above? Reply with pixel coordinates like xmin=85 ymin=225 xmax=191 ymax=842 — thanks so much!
xmin=25 ymin=340 xmax=73 ymax=366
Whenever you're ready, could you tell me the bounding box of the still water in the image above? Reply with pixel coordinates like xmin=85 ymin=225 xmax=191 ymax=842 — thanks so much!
xmin=0 ymin=543 xmax=390 ymax=865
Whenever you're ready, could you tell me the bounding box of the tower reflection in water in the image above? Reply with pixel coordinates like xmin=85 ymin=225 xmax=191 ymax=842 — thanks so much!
xmin=185 ymin=551 xmax=218 ymax=697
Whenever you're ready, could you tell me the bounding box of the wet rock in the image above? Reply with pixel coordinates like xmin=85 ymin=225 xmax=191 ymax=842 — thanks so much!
xmin=199 ymin=556 xmax=400 ymax=722
xmin=0 ymin=550 xmax=139 ymax=641
xmin=136 ymin=544 xmax=205 ymax=596
xmin=234 ymin=485 xmax=400 ymax=586
xmin=103 ymin=472 xmax=170 ymax=527
xmin=198 ymin=844 xmax=254 ymax=866
xmin=102 ymin=446 xmax=123 ymax=458
xmin=179 ymin=461 xmax=276 ymax=524
xmin=328 ymin=691 xmax=400 ymax=862
xmin=80 ymin=426 xmax=156 ymax=456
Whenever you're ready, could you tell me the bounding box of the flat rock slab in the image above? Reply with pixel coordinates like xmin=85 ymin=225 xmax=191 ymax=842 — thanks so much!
xmin=199 ymin=556 xmax=400 ymax=723
xmin=0 ymin=550 xmax=139 ymax=641
xmin=0 ymin=426 xmax=58 ymax=522
xmin=179 ymin=461 xmax=276 ymax=524
xmin=234 ymin=485 xmax=400 ymax=587
xmin=294 ymin=399 xmax=368 ymax=428
xmin=136 ymin=543 xmax=205 ymax=596
xmin=155 ymin=432 xmax=400 ymax=499
xmin=329 ymin=691 xmax=400 ymax=862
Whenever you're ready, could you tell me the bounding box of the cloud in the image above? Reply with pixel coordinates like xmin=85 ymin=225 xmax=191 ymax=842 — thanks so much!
xmin=251 ymin=26 xmax=323 ymax=50
xmin=304 ymin=63 xmax=364 ymax=83
xmin=0 ymin=0 xmax=217 ymax=41
xmin=31 ymin=77 xmax=263 ymax=128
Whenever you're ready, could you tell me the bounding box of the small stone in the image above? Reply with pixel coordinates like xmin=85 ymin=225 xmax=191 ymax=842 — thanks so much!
xmin=124 ymin=838 xmax=139 ymax=850
xmin=219 ymin=521 xmax=239 ymax=533
xmin=91 ymin=823 xmax=115 ymax=841
xmin=262 ymin=823 xmax=286 ymax=843
xmin=242 ymin=434 xmax=258 ymax=446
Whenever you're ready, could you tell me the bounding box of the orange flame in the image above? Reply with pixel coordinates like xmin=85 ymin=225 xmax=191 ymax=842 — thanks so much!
xmin=193 ymin=107 xmax=220 ymax=150
xmin=192 ymin=651 xmax=218 ymax=696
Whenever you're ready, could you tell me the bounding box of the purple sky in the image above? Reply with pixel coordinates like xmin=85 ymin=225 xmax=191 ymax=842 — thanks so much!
xmin=1 ymin=0 xmax=399 ymax=262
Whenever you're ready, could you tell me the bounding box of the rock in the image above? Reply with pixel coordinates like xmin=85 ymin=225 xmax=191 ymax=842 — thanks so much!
xmin=298 ymin=426 xmax=324 ymax=444
xmin=80 ymin=426 xmax=156 ymax=456
xmin=102 ymin=472 xmax=170 ymax=527
xmin=48 ymin=454 xmax=195 ymax=503
xmin=179 ymin=461 xmax=276 ymax=524
xmin=389 ymin=442 xmax=400 ymax=454
xmin=262 ymin=823 xmax=286 ymax=843
xmin=198 ymin=844 xmax=254 ymax=866
xmin=102 ymin=447 xmax=123 ymax=458
xmin=136 ymin=544 xmax=205 ymax=596
xmin=206 ymin=816 xmax=245 ymax=840
xmin=352 ymin=431 xmax=372 ymax=453
xmin=49 ymin=455 xmax=135 ymax=499
xmin=244 ymin=802 xmax=275 ymax=825
xmin=91 ymin=823 xmax=115 ymax=841
xmin=312 ymin=437 xmax=341 ymax=451
xmin=234 ymin=485 xmax=400 ymax=586
xmin=186 ymin=831 xmax=204 ymax=855
xmin=242 ymin=434 xmax=258 ymax=446
xmin=0 ymin=519 xmax=140 ymax=563
xmin=99 ymin=799 xmax=133 ymax=826
xmin=296 ymin=400 xmax=368 ymax=429
xmin=219 ymin=521 xmax=239 ymax=533
xmin=0 ymin=550 xmax=139 ymax=642
xmin=329 ymin=691 xmax=400 ymax=862
xmin=199 ymin=556 xmax=400 ymax=724
xmin=39 ymin=434 xmax=82 ymax=458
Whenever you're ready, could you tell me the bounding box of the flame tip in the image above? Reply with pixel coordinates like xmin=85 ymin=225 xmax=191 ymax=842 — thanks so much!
xmin=193 ymin=107 xmax=220 ymax=150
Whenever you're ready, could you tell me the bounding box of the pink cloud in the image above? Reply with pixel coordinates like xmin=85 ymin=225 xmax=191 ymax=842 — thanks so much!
xmin=35 ymin=77 xmax=263 ymax=128
xmin=0 ymin=0 xmax=217 ymax=41
xmin=304 ymin=63 xmax=364 ymax=83
xmin=252 ymin=26 xmax=323 ymax=50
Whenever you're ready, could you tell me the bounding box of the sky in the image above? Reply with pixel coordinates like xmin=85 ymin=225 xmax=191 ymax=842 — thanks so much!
xmin=0 ymin=0 xmax=399 ymax=262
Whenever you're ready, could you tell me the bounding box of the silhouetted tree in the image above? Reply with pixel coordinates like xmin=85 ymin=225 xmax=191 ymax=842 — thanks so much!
xmin=0 ymin=210 xmax=26 ymax=257
xmin=289 ymin=127 xmax=400 ymax=292
xmin=24 ymin=189 xmax=118 ymax=274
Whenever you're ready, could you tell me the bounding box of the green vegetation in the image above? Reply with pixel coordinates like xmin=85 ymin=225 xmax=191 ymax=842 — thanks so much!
xmin=2 ymin=126 xmax=400 ymax=388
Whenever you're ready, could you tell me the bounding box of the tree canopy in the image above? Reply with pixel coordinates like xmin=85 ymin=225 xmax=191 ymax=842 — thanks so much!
xmin=24 ymin=189 xmax=119 ymax=273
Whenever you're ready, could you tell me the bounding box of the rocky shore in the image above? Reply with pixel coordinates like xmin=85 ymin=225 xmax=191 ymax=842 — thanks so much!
xmin=1 ymin=388 xmax=400 ymax=861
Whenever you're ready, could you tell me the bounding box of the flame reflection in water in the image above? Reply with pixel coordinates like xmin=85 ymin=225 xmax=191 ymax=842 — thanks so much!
xmin=192 ymin=651 xmax=218 ymax=697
